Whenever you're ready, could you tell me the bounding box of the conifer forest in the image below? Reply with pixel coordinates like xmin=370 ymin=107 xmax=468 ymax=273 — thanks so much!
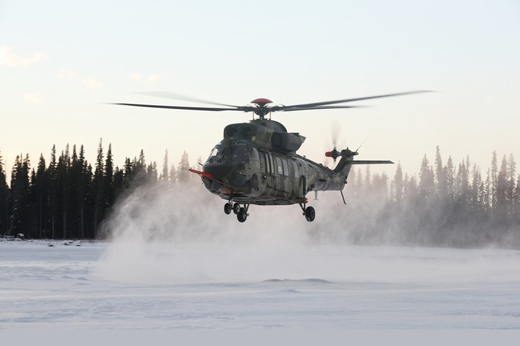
xmin=0 ymin=143 xmax=519 ymax=249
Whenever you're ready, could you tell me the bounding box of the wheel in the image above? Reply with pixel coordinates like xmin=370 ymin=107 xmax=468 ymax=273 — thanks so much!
xmin=237 ymin=208 xmax=248 ymax=223
xmin=305 ymin=206 xmax=315 ymax=222
xmin=233 ymin=203 xmax=241 ymax=214
xmin=224 ymin=203 xmax=232 ymax=215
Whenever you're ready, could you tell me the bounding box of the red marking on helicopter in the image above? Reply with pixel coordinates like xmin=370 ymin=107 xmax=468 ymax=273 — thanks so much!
xmin=189 ymin=169 xmax=229 ymax=186
xmin=189 ymin=168 xmax=212 ymax=178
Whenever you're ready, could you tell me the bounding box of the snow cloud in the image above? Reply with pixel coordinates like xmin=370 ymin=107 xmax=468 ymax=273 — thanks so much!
xmin=24 ymin=93 xmax=44 ymax=104
xmin=0 ymin=46 xmax=49 ymax=67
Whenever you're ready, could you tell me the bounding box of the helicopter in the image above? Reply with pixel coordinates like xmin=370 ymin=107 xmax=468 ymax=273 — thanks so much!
xmin=115 ymin=91 xmax=427 ymax=223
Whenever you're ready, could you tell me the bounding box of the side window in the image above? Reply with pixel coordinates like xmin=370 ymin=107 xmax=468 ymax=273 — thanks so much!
xmin=260 ymin=151 xmax=269 ymax=173
xmin=268 ymin=153 xmax=275 ymax=175
xmin=250 ymin=147 xmax=260 ymax=168
xmin=282 ymin=159 xmax=289 ymax=177
xmin=250 ymin=147 xmax=259 ymax=160
xmin=263 ymin=152 xmax=270 ymax=174
xmin=292 ymin=160 xmax=299 ymax=178
xmin=275 ymin=157 xmax=283 ymax=175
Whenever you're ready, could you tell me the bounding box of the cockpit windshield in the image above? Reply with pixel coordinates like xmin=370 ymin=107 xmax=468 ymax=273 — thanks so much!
xmin=229 ymin=143 xmax=249 ymax=162
xmin=208 ymin=142 xmax=226 ymax=160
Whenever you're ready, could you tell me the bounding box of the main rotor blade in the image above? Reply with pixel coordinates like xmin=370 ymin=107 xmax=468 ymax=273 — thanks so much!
xmin=279 ymin=90 xmax=431 ymax=110
xmin=112 ymin=103 xmax=249 ymax=112
xmin=276 ymin=105 xmax=364 ymax=112
xmin=137 ymin=91 xmax=240 ymax=108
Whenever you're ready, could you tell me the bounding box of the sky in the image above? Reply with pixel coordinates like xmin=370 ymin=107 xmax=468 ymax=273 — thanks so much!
xmin=1 ymin=0 xmax=520 ymax=181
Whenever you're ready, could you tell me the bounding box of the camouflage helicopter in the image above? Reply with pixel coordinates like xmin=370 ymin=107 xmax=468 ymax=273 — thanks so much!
xmin=115 ymin=91 xmax=426 ymax=223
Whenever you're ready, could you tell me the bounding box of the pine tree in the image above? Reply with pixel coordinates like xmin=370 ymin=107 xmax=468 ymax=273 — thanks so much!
xmin=123 ymin=157 xmax=133 ymax=188
xmin=56 ymin=150 xmax=71 ymax=239
xmin=491 ymin=151 xmax=498 ymax=208
xmin=169 ymin=164 xmax=177 ymax=188
xmin=445 ymin=156 xmax=455 ymax=202
xmin=32 ymin=154 xmax=47 ymax=238
xmin=10 ymin=154 xmax=31 ymax=236
xmin=160 ymin=149 xmax=169 ymax=184
xmin=177 ymin=151 xmax=190 ymax=185
xmin=496 ymin=156 xmax=508 ymax=210
xmin=147 ymin=162 xmax=158 ymax=183
xmin=92 ymin=139 xmax=105 ymax=237
xmin=112 ymin=167 xmax=124 ymax=202
xmin=495 ymin=155 xmax=510 ymax=235
xmin=393 ymin=163 xmax=404 ymax=203
xmin=514 ymin=174 xmax=520 ymax=228
xmin=507 ymin=154 xmax=516 ymax=217
xmin=418 ymin=155 xmax=434 ymax=200
xmin=435 ymin=146 xmax=447 ymax=199
xmin=131 ymin=150 xmax=147 ymax=186
xmin=0 ymin=150 xmax=10 ymax=235
xmin=470 ymin=164 xmax=482 ymax=209
xmin=105 ymin=144 xmax=114 ymax=207
xmin=48 ymin=145 xmax=58 ymax=238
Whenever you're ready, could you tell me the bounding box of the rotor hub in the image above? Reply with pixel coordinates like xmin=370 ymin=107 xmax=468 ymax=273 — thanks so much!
xmin=250 ymin=98 xmax=273 ymax=107
xmin=250 ymin=98 xmax=273 ymax=119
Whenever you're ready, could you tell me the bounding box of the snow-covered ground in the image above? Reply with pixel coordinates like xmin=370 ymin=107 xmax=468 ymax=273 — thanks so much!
xmin=1 ymin=239 xmax=520 ymax=329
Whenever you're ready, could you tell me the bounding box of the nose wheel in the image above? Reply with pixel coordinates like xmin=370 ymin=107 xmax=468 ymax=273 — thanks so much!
xmin=237 ymin=207 xmax=248 ymax=222
xmin=224 ymin=202 xmax=232 ymax=215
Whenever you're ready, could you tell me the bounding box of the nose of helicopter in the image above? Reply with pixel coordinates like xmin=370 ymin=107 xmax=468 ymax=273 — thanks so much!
xmin=203 ymin=162 xmax=234 ymax=181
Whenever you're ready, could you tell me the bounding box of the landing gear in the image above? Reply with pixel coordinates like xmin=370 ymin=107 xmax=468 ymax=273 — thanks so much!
xmin=224 ymin=202 xmax=250 ymax=222
xmin=224 ymin=202 xmax=232 ymax=215
xmin=298 ymin=176 xmax=315 ymax=222
xmin=237 ymin=207 xmax=248 ymax=223
xmin=299 ymin=202 xmax=316 ymax=222
xmin=305 ymin=206 xmax=315 ymax=222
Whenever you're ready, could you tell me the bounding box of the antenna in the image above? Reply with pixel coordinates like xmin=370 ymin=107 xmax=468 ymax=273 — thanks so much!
xmin=355 ymin=136 xmax=369 ymax=152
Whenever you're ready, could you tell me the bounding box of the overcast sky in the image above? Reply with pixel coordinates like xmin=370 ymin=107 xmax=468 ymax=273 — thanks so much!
xmin=1 ymin=0 xmax=519 ymax=180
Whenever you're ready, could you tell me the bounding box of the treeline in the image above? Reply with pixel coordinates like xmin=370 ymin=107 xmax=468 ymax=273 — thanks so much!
xmin=0 ymin=141 xmax=197 ymax=239
xmin=336 ymin=147 xmax=520 ymax=248
xmin=2 ymin=143 xmax=520 ymax=248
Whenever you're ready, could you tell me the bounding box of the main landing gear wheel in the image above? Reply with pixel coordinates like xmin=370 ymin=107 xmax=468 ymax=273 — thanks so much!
xmin=237 ymin=208 xmax=248 ymax=223
xmin=224 ymin=202 xmax=232 ymax=215
xmin=305 ymin=206 xmax=315 ymax=222
xmin=233 ymin=203 xmax=241 ymax=214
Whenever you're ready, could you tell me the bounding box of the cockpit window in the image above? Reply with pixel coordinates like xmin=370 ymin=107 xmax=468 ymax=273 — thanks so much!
xmin=230 ymin=144 xmax=249 ymax=161
xmin=250 ymin=147 xmax=259 ymax=160
xmin=208 ymin=142 xmax=226 ymax=159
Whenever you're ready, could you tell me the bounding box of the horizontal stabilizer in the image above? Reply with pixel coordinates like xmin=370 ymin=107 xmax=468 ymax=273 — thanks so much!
xmin=350 ymin=160 xmax=394 ymax=165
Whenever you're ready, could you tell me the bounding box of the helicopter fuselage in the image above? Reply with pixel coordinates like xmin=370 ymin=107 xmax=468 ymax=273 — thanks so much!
xmin=196 ymin=119 xmax=354 ymax=208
